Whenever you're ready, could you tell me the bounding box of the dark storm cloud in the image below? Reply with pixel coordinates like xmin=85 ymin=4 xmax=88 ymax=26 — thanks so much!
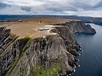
xmin=21 ymin=6 xmax=31 ymax=12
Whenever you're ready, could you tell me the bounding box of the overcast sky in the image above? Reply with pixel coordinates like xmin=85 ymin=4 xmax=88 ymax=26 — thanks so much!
xmin=0 ymin=0 xmax=102 ymax=17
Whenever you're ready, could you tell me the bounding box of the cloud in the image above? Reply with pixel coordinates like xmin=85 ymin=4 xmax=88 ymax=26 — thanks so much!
xmin=0 ymin=0 xmax=102 ymax=17
xmin=0 ymin=2 xmax=9 ymax=9
xmin=0 ymin=5 xmax=29 ymax=15
xmin=21 ymin=6 xmax=31 ymax=12
xmin=0 ymin=0 xmax=44 ymax=6
xmin=94 ymin=1 xmax=102 ymax=8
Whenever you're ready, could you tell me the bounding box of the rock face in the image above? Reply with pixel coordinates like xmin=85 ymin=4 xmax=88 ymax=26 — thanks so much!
xmin=0 ymin=20 xmax=96 ymax=76
xmin=54 ymin=21 xmax=96 ymax=34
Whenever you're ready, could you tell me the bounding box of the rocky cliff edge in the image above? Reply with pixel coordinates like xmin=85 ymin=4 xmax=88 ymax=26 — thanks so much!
xmin=0 ymin=17 xmax=96 ymax=76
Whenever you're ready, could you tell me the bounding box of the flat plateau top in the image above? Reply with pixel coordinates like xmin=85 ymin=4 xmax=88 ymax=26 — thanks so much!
xmin=0 ymin=17 xmax=75 ymax=38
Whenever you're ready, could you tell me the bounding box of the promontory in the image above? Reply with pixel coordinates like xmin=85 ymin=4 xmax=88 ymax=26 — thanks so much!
xmin=0 ymin=17 xmax=96 ymax=76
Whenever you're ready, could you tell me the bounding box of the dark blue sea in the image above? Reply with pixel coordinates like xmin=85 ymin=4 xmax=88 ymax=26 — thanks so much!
xmin=0 ymin=15 xmax=102 ymax=76
xmin=72 ymin=23 xmax=102 ymax=76
xmin=0 ymin=15 xmax=38 ymax=20
xmin=0 ymin=15 xmax=65 ymax=20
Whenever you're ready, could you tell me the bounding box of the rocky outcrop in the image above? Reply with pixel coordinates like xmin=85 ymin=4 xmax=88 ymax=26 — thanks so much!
xmin=54 ymin=21 xmax=96 ymax=34
xmin=0 ymin=20 xmax=96 ymax=76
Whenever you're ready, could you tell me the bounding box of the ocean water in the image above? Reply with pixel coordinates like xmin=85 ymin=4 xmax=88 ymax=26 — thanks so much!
xmin=0 ymin=15 xmax=38 ymax=20
xmin=71 ymin=23 xmax=102 ymax=76
xmin=0 ymin=15 xmax=63 ymax=20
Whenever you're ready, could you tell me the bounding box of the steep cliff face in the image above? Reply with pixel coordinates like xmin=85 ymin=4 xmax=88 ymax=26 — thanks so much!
xmin=55 ymin=21 xmax=96 ymax=34
xmin=0 ymin=20 xmax=96 ymax=76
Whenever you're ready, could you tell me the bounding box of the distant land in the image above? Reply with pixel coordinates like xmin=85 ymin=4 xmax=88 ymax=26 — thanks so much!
xmin=0 ymin=15 xmax=102 ymax=25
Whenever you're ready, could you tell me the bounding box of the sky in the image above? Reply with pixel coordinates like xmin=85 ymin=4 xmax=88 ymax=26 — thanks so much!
xmin=0 ymin=0 xmax=102 ymax=17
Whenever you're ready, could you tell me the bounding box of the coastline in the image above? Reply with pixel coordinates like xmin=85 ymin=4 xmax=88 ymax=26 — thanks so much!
xmin=0 ymin=17 xmax=96 ymax=76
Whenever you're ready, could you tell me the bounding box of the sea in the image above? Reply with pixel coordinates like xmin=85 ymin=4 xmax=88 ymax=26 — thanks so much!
xmin=0 ymin=15 xmax=38 ymax=20
xmin=72 ymin=23 xmax=102 ymax=76
xmin=0 ymin=15 xmax=102 ymax=76
xmin=0 ymin=15 xmax=66 ymax=20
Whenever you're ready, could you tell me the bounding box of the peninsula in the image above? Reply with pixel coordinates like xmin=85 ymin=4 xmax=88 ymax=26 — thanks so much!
xmin=0 ymin=17 xmax=96 ymax=76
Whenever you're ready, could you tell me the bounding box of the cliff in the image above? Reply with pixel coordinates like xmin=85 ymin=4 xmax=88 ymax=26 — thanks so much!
xmin=54 ymin=21 xmax=96 ymax=35
xmin=0 ymin=17 xmax=96 ymax=76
